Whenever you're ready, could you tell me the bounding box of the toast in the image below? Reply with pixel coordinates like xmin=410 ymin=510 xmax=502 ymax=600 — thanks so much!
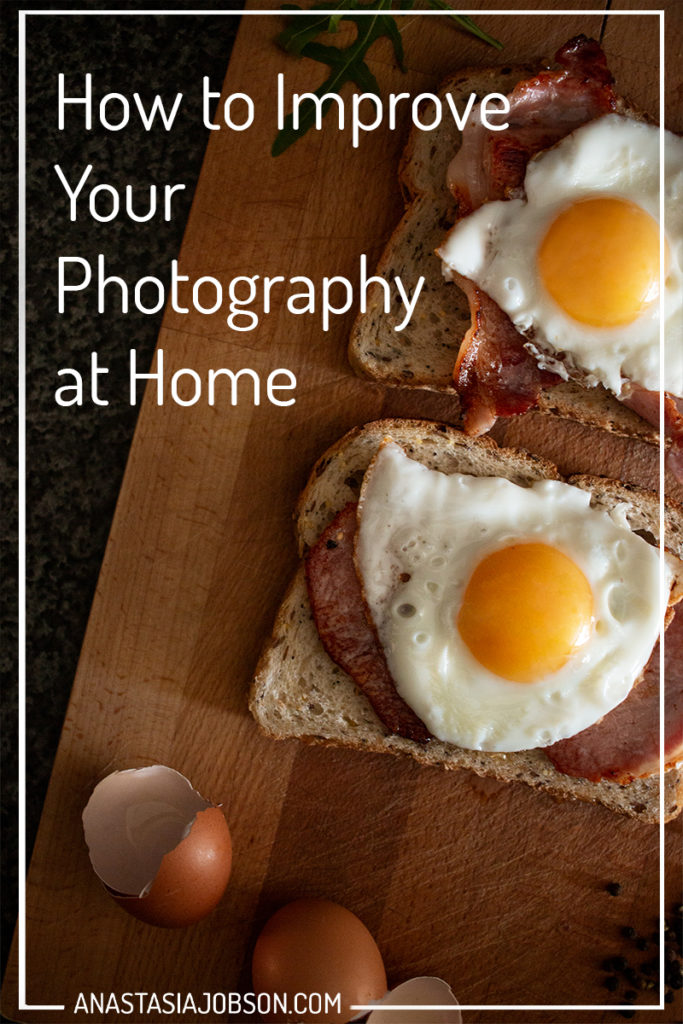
xmin=250 ymin=419 xmax=683 ymax=824
xmin=347 ymin=65 xmax=661 ymax=447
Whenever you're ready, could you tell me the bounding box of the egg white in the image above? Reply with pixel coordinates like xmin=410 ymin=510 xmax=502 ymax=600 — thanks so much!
xmin=439 ymin=114 xmax=683 ymax=399
xmin=356 ymin=442 xmax=669 ymax=752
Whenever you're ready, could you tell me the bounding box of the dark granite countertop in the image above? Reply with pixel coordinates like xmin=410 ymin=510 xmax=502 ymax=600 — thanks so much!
xmin=1 ymin=0 xmax=244 ymax=985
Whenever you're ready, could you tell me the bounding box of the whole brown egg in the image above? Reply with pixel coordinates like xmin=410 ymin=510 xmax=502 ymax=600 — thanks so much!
xmin=252 ymin=898 xmax=387 ymax=1023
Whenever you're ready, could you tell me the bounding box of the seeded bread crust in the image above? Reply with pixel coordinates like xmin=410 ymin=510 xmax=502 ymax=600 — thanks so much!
xmin=347 ymin=65 xmax=661 ymax=447
xmin=250 ymin=420 xmax=683 ymax=824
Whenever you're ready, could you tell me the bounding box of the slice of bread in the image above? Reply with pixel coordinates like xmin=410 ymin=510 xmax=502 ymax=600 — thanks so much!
xmin=250 ymin=419 xmax=683 ymax=823
xmin=347 ymin=65 xmax=661 ymax=447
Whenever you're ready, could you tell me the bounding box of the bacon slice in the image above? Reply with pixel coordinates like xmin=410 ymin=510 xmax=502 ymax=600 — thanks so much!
xmin=306 ymin=503 xmax=682 ymax=779
xmin=445 ymin=37 xmax=623 ymax=438
xmin=305 ymin=503 xmax=431 ymax=744
xmin=453 ymin=277 xmax=561 ymax=435
xmin=447 ymin=36 xmax=616 ymax=214
xmin=621 ymin=387 xmax=683 ymax=479
xmin=446 ymin=41 xmax=683 ymax=479
xmin=544 ymin=603 xmax=683 ymax=783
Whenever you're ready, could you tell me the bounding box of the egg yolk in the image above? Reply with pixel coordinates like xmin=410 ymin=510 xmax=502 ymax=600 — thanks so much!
xmin=538 ymin=197 xmax=661 ymax=327
xmin=457 ymin=542 xmax=594 ymax=683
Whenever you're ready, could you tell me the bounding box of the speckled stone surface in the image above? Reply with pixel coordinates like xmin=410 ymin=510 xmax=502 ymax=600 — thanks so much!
xmin=1 ymin=1 xmax=243 ymax=985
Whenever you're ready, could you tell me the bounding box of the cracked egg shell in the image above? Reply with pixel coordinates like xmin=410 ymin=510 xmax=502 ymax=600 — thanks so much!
xmin=82 ymin=765 xmax=232 ymax=928
xmin=366 ymin=978 xmax=462 ymax=1023
xmin=252 ymin=898 xmax=387 ymax=1023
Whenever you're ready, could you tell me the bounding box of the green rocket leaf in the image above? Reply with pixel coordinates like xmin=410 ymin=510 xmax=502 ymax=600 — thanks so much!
xmin=273 ymin=1 xmax=404 ymax=156
xmin=425 ymin=1 xmax=503 ymax=50
xmin=277 ymin=0 xmax=356 ymax=55
xmin=273 ymin=0 xmax=502 ymax=155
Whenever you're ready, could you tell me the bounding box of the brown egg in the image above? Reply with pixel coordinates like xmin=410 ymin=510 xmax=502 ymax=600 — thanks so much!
xmin=82 ymin=766 xmax=232 ymax=928
xmin=252 ymin=898 xmax=387 ymax=1024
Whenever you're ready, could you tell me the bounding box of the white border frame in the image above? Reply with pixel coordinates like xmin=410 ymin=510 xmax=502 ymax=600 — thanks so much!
xmin=16 ymin=5 xmax=667 ymax=1015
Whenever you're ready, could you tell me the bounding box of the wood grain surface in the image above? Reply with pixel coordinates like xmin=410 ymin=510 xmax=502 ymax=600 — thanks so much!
xmin=4 ymin=2 xmax=682 ymax=1022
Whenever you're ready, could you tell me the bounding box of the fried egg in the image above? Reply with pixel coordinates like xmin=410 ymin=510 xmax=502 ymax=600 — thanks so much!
xmin=356 ymin=441 xmax=669 ymax=752
xmin=439 ymin=114 xmax=683 ymax=399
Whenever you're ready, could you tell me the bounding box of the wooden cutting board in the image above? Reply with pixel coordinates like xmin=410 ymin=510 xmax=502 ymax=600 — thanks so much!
xmin=4 ymin=2 xmax=682 ymax=1022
